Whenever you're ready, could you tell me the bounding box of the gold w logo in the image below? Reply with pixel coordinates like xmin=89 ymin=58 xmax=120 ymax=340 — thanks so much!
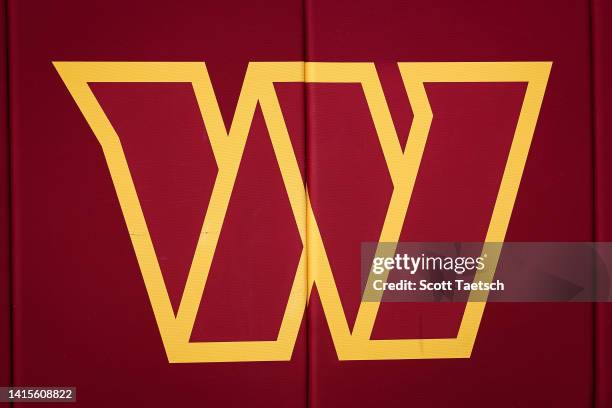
xmin=54 ymin=61 xmax=550 ymax=363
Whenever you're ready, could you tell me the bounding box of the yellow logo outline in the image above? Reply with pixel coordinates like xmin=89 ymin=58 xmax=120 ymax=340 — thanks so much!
xmin=54 ymin=61 xmax=551 ymax=362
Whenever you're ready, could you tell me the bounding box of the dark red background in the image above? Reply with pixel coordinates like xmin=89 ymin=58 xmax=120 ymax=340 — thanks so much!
xmin=2 ymin=0 xmax=610 ymax=407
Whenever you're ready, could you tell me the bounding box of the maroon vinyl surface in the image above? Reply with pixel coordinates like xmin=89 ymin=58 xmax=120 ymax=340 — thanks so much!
xmin=7 ymin=1 xmax=307 ymax=407
xmin=593 ymin=0 xmax=612 ymax=406
xmin=1 ymin=1 xmax=610 ymax=407
xmin=0 ymin=0 xmax=10 ymax=392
